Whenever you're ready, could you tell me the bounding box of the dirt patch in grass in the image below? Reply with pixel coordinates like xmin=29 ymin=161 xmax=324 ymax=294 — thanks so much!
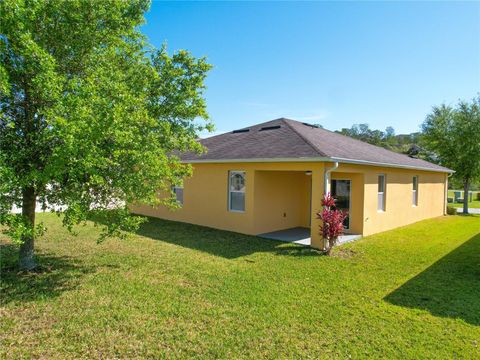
xmin=332 ymin=247 xmax=359 ymax=259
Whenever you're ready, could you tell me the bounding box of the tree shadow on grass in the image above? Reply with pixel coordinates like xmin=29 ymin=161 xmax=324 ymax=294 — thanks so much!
xmin=133 ymin=216 xmax=322 ymax=259
xmin=384 ymin=233 xmax=480 ymax=325
xmin=0 ymin=243 xmax=95 ymax=305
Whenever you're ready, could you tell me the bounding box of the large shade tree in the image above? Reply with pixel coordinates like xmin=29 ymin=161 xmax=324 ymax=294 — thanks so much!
xmin=422 ymin=97 xmax=480 ymax=214
xmin=0 ymin=0 xmax=212 ymax=270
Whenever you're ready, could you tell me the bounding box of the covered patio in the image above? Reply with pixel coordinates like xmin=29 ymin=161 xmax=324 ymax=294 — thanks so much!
xmin=253 ymin=166 xmax=364 ymax=248
xmin=252 ymin=170 xmax=312 ymax=235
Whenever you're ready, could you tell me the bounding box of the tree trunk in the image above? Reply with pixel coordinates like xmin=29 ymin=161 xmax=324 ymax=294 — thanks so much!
xmin=18 ymin=186 xmax=37 ymax=270
xmin=463 ymin=178 xmax=470 ymax=215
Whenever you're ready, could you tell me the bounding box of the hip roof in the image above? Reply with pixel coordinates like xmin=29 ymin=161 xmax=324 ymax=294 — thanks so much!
xmin=181 ymin=118 xmax=453 ymax=173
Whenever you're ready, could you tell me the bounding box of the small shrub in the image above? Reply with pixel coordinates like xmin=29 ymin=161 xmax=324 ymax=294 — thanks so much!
xmin=446 ymin=206 xmax=457 ymax=215
xmin=477 ymin=192 xmax=480 ymax=201
xmin=317 ymin=193 xmax=348 ymax=255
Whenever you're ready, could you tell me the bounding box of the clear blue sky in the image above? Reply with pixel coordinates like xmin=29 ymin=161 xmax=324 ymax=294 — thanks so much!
xmin=142 ymin=1 xmax=480 ymax=135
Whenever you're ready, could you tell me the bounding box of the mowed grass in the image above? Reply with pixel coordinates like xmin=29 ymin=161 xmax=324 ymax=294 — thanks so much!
xmin=452 ymin=200 xmax=480 ymax=209
xmin=1 ymin=214 xmax=480 ymax=359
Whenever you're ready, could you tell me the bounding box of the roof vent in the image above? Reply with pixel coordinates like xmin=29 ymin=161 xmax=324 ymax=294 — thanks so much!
xmin=259 ymin=125 xmax=281 ymax=131
xmin=232 ymin=129 xmax=250 ymax=134
xmin=302 ymin=123 xmax=320 ymax=128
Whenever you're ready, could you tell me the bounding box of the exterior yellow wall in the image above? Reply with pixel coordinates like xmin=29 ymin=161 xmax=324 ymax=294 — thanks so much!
xmin=331 ymin=163 xmax=447 ymax=237
xmin=130 ymin=163 xmax=254 ymax=235
xmin=130 ymin=162 xmax=325 ymax=241
xmin=130 ymin=160 xmax=447 ymax=249
xmin=361 ymin=167 xmax=447 ymax=236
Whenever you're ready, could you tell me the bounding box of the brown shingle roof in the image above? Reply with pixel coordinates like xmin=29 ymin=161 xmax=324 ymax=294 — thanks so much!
xmin=182 ymin=118 xmax=453 ymax=173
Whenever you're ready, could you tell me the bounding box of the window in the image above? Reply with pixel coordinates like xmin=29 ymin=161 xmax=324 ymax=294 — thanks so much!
xmin=412 ymin=176 xmax=418 ymax=206
xmin=172 ymin=186 xmax=183 ymax=206
xmin=228 ymin=171 xmax=246 ymax=212
xmin=378 ymin=174 xmax=386 ymax=211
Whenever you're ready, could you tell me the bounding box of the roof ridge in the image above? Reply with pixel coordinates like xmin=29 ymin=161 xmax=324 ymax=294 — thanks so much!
xmin=281 ymin=119 xmax=329 ymax=157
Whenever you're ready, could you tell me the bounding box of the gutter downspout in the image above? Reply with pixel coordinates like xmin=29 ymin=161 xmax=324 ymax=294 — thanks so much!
xmin=444 ymin=172 xmax=454 ymax=215
xmin=324 ymin=161 xmax=339 ymax=194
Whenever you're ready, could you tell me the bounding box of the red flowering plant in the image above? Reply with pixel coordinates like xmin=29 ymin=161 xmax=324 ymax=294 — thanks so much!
xmin=317 ymin=193 xmax=348 ymax=255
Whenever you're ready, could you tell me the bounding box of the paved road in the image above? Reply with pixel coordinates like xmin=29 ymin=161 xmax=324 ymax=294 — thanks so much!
xmin=456 ymin=208 xmax=480 ymax=214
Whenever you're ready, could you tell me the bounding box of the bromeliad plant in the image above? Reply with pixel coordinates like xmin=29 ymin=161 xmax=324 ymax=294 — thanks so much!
xmin=317 ymin=193 xmax=348 ymax=255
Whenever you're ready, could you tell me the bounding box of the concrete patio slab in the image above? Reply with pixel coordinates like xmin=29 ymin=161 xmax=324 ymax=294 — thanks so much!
xmin=258 ymin=227 xmax=362 ymax=247
xmin=337 ymin=234 xmax=362 ymax=245
xmin=258 ymin=227 xmax=311 ymax=245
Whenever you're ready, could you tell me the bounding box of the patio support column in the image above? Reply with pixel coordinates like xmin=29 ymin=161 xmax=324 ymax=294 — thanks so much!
xmin=310 ymin=166 xmax=325 ymax=250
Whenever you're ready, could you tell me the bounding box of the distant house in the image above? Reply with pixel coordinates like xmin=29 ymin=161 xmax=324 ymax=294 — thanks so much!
xmin=131 ymin=118 xmax=453 ymax=249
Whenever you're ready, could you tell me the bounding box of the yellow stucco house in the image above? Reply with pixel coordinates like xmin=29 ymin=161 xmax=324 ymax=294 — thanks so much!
xmin=131 ymin=118 xmax=453 ymax=249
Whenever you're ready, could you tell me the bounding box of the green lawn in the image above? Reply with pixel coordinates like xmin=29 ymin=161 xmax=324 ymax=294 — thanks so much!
xmin=452 ymin=200 xmax=480 ymax=209
xmin=1 ymin=214 xmax=480 ymax=359
xmin=449 ymin=190 xmax=480 ymax=208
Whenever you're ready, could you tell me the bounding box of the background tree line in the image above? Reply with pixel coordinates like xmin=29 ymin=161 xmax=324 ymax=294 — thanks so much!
xmin=336 ymin=124 xmax=427 ymax=159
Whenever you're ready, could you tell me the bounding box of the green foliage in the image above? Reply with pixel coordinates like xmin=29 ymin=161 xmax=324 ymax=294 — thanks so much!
xmin=449 ymin=177 xmax=480 ymax=191
xmin=335 ymin=123 xmax=433 ymax=159
xmin=337 ymin=123 xmax=390 ymax=146
xmin=0 ymin=0 xmax=212 ymax=251
xmin=0 ymin=212 xmax=45 ymax=244
xmin=422 ymin=97 xmax=480 ymax=212
xmin=446 ymin=206 xmax=457 ymax=215
xmin=422 ymin=98 xmax=480 ymax=180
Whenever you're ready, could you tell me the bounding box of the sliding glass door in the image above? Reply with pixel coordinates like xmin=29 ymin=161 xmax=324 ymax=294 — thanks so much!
xmin=331 ymin=179 xmax=351 ymax=230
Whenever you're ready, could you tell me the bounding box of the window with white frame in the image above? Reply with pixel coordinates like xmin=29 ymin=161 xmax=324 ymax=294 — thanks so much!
xmin=172 ymin=186 xmax=184 ymax=206
xmin=412 ymin=176 xmax=418 ymax=206
xmin=228 ymin=171 xmax=246 ymax=212
xmin=378 ymin=174 xmax=386 ymax=211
